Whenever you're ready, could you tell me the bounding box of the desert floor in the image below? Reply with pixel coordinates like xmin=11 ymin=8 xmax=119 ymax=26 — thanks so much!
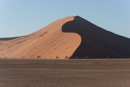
xmin=0 ymin=59 xmax=130 ymax=87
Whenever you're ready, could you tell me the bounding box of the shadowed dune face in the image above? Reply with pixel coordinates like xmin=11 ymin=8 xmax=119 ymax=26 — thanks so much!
xmin=62 ymin=16 xmax=130 ymax=58
xmin=0 ymin=16 xmax=81 ymax=59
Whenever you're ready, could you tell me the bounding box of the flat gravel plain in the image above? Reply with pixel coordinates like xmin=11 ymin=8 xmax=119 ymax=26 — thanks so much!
xmin=0 ymin=59 xmax=130 ymax=87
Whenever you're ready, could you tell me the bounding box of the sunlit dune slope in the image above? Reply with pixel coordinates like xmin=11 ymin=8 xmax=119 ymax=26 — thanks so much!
xmin=0 ymin=16 xmax=81 ymax=59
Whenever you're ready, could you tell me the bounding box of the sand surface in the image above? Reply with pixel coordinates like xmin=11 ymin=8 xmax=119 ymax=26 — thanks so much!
xmin=0 ymin=59 xmax=130 ymax=87
xmin=0 ymin=16 xmax=81 ymax=59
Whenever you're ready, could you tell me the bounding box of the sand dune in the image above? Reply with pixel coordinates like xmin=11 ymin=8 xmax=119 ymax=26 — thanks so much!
xmin=0 ymin=16 xmax=81 ymax=59
xmin=0 ymin=16 xmax=130 ymax=59
xmin=62 ymin=16 xmax=130 ymax=58
xmin=0 ymin=37 xmax=19 ymax=41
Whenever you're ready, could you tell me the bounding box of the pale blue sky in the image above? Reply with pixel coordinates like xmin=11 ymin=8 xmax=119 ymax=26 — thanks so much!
xmin=0 ymin=0 xmax=130 ymax=38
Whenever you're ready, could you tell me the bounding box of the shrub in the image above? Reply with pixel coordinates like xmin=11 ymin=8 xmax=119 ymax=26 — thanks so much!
xmin=37 ymin=56 xmax=41 ymax=58
xmin=65 ymin=56 xmax=68 ymax=58
xmin=85 ymin=56 xmax=88 ymax=59
xmin=75 ymin=56 xmax=79 ymax=59
xmin=56 ymin=56 xmax=58 ymax=59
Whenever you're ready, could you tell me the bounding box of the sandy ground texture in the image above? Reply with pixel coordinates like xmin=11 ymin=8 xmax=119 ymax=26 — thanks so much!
xmin=0 ymin=59 xmax=130 ymax=87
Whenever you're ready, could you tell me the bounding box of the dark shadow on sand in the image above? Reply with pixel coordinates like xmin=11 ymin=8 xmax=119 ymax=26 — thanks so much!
xmin=62 ymin=16 xmax=130 ymax=59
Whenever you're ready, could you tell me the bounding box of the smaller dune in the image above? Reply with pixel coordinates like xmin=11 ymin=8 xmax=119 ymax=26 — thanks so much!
xmin=0 ymin=37 xmax=19 ymax=41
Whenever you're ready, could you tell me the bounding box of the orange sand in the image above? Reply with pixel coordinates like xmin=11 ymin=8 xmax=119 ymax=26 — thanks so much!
xmin=0 ymin=16 xmax=81 ymax=59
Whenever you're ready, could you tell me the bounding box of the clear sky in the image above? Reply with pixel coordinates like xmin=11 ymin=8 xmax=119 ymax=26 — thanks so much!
xmin=0 ymin=0 xmax=130 ymax=38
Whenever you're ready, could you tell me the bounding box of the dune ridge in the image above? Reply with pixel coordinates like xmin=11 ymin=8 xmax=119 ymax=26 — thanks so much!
xmin=0 ymin=16 xmax=130 ymax=59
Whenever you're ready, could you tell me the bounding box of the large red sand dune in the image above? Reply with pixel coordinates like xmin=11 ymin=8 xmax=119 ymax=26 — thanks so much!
xmin=0 ymin=16 xmax=130 ymax=59
xmin=0 ymin=16 xmax=81 ymax=59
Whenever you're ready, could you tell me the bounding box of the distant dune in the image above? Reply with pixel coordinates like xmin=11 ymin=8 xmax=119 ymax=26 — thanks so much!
xmin=0 ymin=16 xmax=130 ymax=59
xmin=0 ymin=37 xmax=19 ymax=41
